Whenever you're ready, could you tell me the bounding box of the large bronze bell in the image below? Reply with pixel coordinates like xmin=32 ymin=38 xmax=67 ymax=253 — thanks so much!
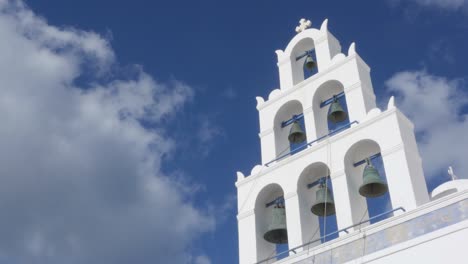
xmin=359 ymin=160 xmax=388 ymax=198
xmin=264 ymin=205 xmax=288 ymax=244
xmin=328 ymin=96 xmax=348 ymax=123
xmin=304 ymin=55 xmax=316 ymax=71
xmin=311 ymin=184 xmax=336 ymax=216
xmin=288 ymin=121 xmax=306 ymax=144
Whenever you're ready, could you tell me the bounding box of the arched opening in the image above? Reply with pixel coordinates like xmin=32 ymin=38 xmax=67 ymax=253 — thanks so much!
xmin=297 ymin=162 xmax=338 ymax=249
xmin=274 ymin=100 xmax=307 ymax=160
xmin=290 ymin=38 xmax=318 ymax=85
xmin=344 ymin=139 xmax=393 ymax=228
xmin=312 ymin=80 xmax=350 ymax=139
xmin=255 ymin=184 xmax=289 ymax=261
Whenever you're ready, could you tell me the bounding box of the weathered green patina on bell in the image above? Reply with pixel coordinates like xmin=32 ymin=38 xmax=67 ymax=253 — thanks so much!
xmin=304 ymin=54 xmax=316 ymax=71
xmin=288 ymin=121 xmax=306 ymax=144
xmin=359 ymin=159 xmax=388 ymax=198
xmin=327 ymin=96 xmax=347 ymax=123
xmin=264 ymin=205 xmax=288 ymax=244
xmin=311 ymin=184 xmax=336 ymax=216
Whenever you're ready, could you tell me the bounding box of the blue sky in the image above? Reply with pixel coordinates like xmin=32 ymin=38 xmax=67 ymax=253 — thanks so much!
xmin=0 ymin=0 xmax=467 ymax=263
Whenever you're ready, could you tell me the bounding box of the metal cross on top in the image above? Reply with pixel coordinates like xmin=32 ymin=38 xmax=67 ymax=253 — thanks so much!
xmin=448 ymin=166 xmax=458 ymax=181
xmin=295 ymin=18 xmax=312 ymax=33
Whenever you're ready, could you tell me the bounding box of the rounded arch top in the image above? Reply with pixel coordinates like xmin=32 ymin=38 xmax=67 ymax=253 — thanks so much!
xmin=343 ymin=138 xmax=384 ymax=197
xmin=273 ymin=99 xmax=304 ymax=127
xmin=344 ymin=139 xmax=382 ymax=166
xmin=273 ymin=99 xmax=305 ymax=157
xmin=312 ymin=79 xmax=345 ymax=107
xmin=281 ymin=19 xmax=329 ymax=57
xmin=312 ymin=79 xmax=346 ymax=138
xmin=254 ymin=183 xmax=285 ymax=210
xmin=297 ymin=162 xmax=329 ymax=191
xmin=282 ymin=29 xmax=323 ymax=58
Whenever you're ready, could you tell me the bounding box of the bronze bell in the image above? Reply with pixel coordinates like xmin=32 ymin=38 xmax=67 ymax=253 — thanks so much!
xmin=288 ymin=121 xmax=306 ymax=144
xmin=328 ymin=96 xmax=347 ymax=123
xmin=359 ymin=159 xmax=388 ymax=198
xmin=304 ymin=55 xmax=316 ymax=71
xmin=311 ymin=183 xmax=336 ymax=217
xmin=264 ymin=205 xmax=288 ymax=244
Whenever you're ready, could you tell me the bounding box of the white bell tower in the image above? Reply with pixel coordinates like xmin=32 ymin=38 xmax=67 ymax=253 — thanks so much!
xmin=235 ymin=19 xmax=430 ymax=264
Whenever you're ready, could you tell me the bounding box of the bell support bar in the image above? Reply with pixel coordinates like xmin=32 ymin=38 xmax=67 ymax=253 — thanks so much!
xmin=307 ymin=176 xmax=331 ymax=189
xmin=266 ymin=120 xmax=359 ymax=167
xmin=295 ymin=49 xmax=314 ymax=61
xmin=320 ymin=91 xmax=345 ymax=108
xmin=353 ymin=152 xmax=382 ymax=167
xmin=281 ymin=92 xmax=346 ymax=127
xmin=265 ymin=196 xmax=285 ymax=208
xmin=281 ymin=114 xmax=304 ymax=128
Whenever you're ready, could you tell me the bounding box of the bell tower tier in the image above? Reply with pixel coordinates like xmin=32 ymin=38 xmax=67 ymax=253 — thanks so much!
xmin=236 ymin=19 xmax=430 ymax=264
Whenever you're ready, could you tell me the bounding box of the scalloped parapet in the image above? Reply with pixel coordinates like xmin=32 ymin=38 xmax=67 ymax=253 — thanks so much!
xmin=387 ymin=96 xmax=395 ymax=110
xmin=275 ymin=49 xmax=284 ymax=58
xmin=330 ymin=53 xmax=346 ymax=65
xmin=250 ymin=164 xmax=263 ymax=176
xmin=348 ymin=42 xmax=356 ymax=56
xmin=320 ymin=18 xmax=328 ymax=32
xmin=256 ymin=96 xmax=265 ymax=109
xmin=236 ymin=171 xmax=245 ymax=181
xmin=268 ymin=89 xmax=281 ymax=100
xmin=362 ymin=108 xmax=382 ymax=122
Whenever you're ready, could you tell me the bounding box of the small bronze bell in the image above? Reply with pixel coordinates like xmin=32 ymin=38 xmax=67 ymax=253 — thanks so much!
xmin=311 ymin=183 xmax=336 ymax=217
xmin=288 ymin=121 xmax=306 ymax=144
xmin=304 ymin=55 xmax=316 ymax=71
xmin=328 ymin=96 xmax=347 ymax=123
xmin=359 ymin=159 xmax=388 ymax=198
xmin=264 ymin=205 xmax=288 ymax=244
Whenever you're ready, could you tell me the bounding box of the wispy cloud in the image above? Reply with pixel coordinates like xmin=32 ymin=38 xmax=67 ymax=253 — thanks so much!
xmin=196 ymin=118 xmax=225 ymax=156
xmin=428 ymin=39 xmax=455 ymax=65
xmin=386 ymin=70 xmax=468 ymax=181
xmin=221 ymin=86 xmax=237 ymax=100
xmin=194 ymin=255 xmax=212 ymax=264
xmin=390 ymin=0 xmax=467 ymax=11
xmin=198 ymin=119 xmax=224 ymax=143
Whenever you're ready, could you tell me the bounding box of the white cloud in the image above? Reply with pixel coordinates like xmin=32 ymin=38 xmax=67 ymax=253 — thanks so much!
xmin=386 ymin=70 xmax=468 ymax=181
xmin=221 ymin=87 xmax=237 ymax=100
xmin=428 ymin=39 xmax=455 ymax=65
xmin=391 ymin=0 xmax=467 ymax=10
xmin=194 ymin=255 xmax=212 ymax=264
xmin=196 ymin=118 xmax=224 ymax=157
xmin=0 ymin=1 xmax=213 ymax=263
xmin=198 ymin=119 xmax=223 ymax=144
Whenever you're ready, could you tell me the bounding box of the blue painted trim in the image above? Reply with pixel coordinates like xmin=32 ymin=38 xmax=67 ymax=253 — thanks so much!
xmin=320 ymin=92 xmax=345 ymax=108
xmin=353 ymin=153 xmax=382 ymax=167
xmin=265 ymin=196 xmax=285 ymax=208
xmin=295 ymin=49 xmax=314 ymax=61
xmin=265 ymin=121 xmax=359 ymax=167
xmin=281 ymin=113 xmax=304 ymax=128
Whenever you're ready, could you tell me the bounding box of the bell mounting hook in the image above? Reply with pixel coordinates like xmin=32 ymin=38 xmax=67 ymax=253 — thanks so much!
xmin=353 ymin=153 xmax=382 ymax=167
xmin=295 ymin=49 xmax=314 ymax=61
